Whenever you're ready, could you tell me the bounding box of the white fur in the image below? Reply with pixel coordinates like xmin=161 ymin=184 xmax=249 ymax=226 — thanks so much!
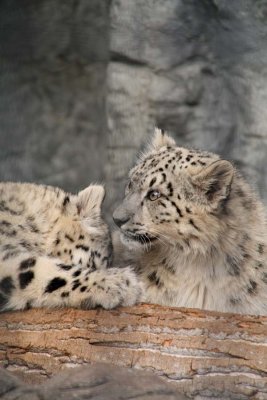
xmin=0 ymin=182 xmax=142 ymax=311
xmin=113 ymin=131 xmax=267 ymax=315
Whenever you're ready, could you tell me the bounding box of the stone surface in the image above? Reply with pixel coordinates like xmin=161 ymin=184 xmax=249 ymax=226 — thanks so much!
xmin=0 ymin=367 xmax=22 ymax=397
xmin=1 ymin=0 xmax=267 ymax=213
xmin=105 ymin=0 xmax=267 ymax=214
xmin=0 ymin=363 xmax=185 ymax=400
xmin=0 ymin=0 xmax=109 ymax=193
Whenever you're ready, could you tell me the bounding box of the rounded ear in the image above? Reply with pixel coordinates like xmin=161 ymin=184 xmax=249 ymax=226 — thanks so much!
xmin=77 ymin=185 xmax=105 ymax=217
xmin=192 ymin=160 xmax=234 ymax=203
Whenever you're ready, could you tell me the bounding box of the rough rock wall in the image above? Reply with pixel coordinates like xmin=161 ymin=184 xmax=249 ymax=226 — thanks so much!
xmin=0 ymin=0 xmax=110 ymax=192
xmin=1 ymin=0 xmax=267 ymax=214
xmin=0 ymin=363 xmax=184 ymax=400
xmin=105 ymin=0 xmax=267 ymax=213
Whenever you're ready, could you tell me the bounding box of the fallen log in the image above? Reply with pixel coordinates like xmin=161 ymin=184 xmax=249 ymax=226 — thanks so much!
xmin=0 ymin=304 xmax=266 ymax=399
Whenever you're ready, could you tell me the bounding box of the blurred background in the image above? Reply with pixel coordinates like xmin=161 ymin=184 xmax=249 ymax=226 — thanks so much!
xmin=1 ymin=0 xmax=267 ymax=218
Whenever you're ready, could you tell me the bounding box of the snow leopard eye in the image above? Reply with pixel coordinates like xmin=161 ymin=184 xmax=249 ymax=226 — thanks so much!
xmin=147 ymin=190 xmax=161 ymax=201
xmin=125 ymin=180 xmax=133 ymax=193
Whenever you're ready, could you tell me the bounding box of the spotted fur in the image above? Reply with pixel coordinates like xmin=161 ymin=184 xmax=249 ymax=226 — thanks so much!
xmin=113 ymin=128 xmax=267 ymax=315
xmin=0 ymin=182 xmax=142 ymax=311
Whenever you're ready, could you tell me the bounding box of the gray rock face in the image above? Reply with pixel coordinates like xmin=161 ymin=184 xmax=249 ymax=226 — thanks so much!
xmin=1 ymin=0 xmax=267 ymax=215
xmin=0 ymin=364 xmax=186 ymax=400
xmin=0 ymin=0 xmax=109 ymax=192
xmin=105 ymin=0 xmax=267 ymax=214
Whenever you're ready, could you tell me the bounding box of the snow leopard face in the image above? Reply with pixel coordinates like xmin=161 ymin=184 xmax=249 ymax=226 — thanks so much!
xmin=113 ymin=128 xmax=234 ymax=253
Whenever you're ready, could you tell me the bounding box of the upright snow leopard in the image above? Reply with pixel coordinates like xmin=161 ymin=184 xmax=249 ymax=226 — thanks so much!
xmin=0 ymin=182 xmax=141 ymax=312
xmin=113 ymin=128 xmax=267 ymax=315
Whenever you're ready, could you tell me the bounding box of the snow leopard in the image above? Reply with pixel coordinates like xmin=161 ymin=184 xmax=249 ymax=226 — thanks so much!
xmin=113 ymin=128 xmax=267 ymax=315
xmin=0 ymin=182 xmax=142 ymax=312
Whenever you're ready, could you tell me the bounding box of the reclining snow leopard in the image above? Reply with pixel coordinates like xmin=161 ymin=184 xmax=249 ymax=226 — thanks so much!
xmin=0 ymin=182 xmax=142 ymax=311
xmin=113 ymin=128 xmax=267 ymax=315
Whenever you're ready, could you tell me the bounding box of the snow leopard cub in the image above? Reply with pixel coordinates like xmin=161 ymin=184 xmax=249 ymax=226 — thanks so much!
xmin=113 ymin=128 xmax=267 ymax=315
xmin=0 ymin=182 xmax=142 ymax=312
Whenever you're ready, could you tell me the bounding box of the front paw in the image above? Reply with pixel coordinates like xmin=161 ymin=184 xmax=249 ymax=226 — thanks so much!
xmin=85 ymin=267 xmax=143 ymax=310
xmin=116 ymin=267 xmax=143 ymax=308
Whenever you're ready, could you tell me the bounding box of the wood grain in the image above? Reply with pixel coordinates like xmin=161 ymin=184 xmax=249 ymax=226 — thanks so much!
xmin=0 ymin=304 xmax=266 ymax=399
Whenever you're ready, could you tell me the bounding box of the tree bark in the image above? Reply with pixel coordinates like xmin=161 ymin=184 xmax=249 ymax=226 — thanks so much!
xmin=0 ymin=304 xmax=266 ymax=399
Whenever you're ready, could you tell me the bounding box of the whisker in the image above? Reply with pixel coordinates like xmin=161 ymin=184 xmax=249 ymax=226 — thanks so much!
xmin=143 ymin=233 xmax=152 ymax=251
xmin=149 ymin=228 xmax=170 ymax=246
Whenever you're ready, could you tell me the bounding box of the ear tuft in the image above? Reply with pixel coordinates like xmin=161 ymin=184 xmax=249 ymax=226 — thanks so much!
xmin=138 ymin=128 xmax=176 ymax=162
xmin=193 ymin=160 xmax=234 ymax=203
xmin=150 ymin=127 xmax=176 ymax=150
xmin=77 ymin=185 xmax=105 ymax=217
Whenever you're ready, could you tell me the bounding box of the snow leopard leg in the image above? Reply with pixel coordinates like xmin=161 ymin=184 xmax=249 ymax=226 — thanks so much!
xmin=0 ymin=253 xmax=142 ymax=311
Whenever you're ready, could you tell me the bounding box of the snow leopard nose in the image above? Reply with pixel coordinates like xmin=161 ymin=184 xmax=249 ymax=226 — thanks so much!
xmin=113 ymin=207 xmax=130 ymax=228
xmin=113 ymin=214 xmax=130 ymax=228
